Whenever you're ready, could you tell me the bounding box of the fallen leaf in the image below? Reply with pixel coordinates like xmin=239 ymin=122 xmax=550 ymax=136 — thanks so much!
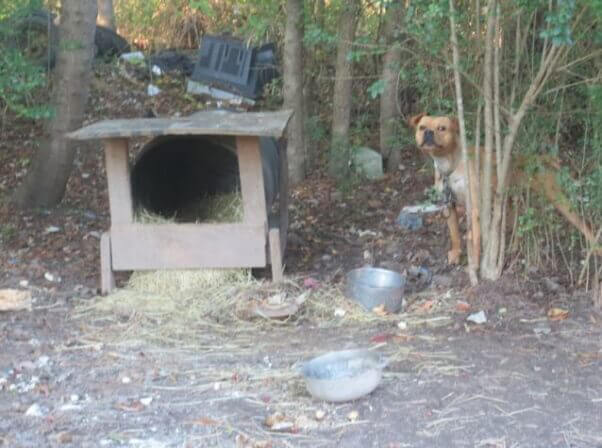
xmin=370 ymin=333 xmax=395 ymax=343
xmin=416 ymin=300 xmax=434 ymax=313
xmin=371 ymin=304 xmax=389 ymax=316
xmin=114 ymin=400 xmax=144 ymax=412
xmin=264 ymin=412 xmax=285 ymax=428
xmin=189 ymin=416 xmax=220 ymax=426
xmin=455 ymin=300 xmax=471 ymax=312
xmin=547 ymin=307 xmax=569 ymax=321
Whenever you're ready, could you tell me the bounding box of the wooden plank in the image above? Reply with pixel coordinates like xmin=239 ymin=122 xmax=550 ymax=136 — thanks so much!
xmin=110 ymin=223 xmax=266 ymax=270
xmin=100 ymin=232 xmax=116 ymax=294
xmin=268 ymin=228 xmax=283 ymax=284
xmin=236 ymin=136 xmax=267 ymax=227
xmin=67 ymin=110 xmax=294 ymax=141
xmin=104 ymin=138 xmax=133 ymax=225
xmin=278 ymin=140 xmax=289 ymax=256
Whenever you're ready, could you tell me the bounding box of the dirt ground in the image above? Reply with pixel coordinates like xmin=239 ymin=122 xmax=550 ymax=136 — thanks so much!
xmin=1 ymin=61 xmax=601 ymax=448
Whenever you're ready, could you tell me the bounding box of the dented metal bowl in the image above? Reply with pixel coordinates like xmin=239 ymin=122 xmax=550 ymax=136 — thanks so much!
xmin=301 ymin=349 xmax=388 ymax=402
xmin=345 ymin=267 xmax=405 ymax=313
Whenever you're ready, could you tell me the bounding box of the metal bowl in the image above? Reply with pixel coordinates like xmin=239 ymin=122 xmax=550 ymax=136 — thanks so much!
xmin=345 ymin=267 xmax=406 ymax=313
xmin=301 ymin=349 xmax=388 ymax=402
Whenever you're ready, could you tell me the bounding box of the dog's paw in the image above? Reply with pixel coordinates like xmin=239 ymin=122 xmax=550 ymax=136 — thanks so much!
xmin=447 ymin=249 xmax=461 ymax=264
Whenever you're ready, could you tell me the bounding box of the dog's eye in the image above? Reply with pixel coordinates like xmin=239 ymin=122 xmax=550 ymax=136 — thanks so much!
xmin=437 ymin=126 xmax=447 ymax=132
xmin=419 ymin=125 xmax=426 ymax=131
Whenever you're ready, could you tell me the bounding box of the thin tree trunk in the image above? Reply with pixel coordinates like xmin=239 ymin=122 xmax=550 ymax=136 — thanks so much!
xmin=379 ymin=0 xmax=403 ymax=172
xmin=329 ymin=0 xmax=360 ymax=178
xmin=480 ymin=0 xmax=496 ymax=251
xmin=97 ymin=0 xmax=115 ymax=30
xmin=449 ymin=0 xmax=479 ymax=285
xmin=283 ymin=0 xmax=306 ymax=185
xmin=13 ymin=0 xmax=97 ymax=209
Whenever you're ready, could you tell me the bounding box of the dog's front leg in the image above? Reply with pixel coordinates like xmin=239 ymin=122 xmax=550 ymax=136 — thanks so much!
xmin=445 ymin=205 xmax=462 ymax=264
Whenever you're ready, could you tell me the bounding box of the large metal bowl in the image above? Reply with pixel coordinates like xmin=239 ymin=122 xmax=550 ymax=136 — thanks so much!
xmin=345 ymin=267 xmax=406 ymax=313
xmin=301 ymin=349 xmax=388 ymax=402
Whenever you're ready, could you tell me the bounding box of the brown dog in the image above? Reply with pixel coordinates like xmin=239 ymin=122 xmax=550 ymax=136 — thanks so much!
xmin=409 ymin=112 xmax=598 ymax=264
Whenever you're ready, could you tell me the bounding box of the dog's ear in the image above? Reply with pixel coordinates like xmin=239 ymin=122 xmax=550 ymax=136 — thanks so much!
xmin=449 ymin=117 xmax=460 ymax=133
xmin=408 ymin=112 xmax=426 ymax=129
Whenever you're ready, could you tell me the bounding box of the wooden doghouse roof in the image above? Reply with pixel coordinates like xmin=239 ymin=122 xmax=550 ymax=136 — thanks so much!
xmin=67 ymin=109 xmax=293 ymax=140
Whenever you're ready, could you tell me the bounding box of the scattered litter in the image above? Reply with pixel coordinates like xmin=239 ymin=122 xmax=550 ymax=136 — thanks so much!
xmin=0 ymin=289 xmax=32 ymax=312
xmin=151 ymin=65 xmax=163 ymax=76
xmin=147 ymin=84 xmax=161 ymax=96
xmin=59 ymin=404 xmax=83 ymax=411
xmin=397 ymin=320 xmax=407 ymax=330
xmin=24 ymin=403 xmax=45 ymax=417
xmin=120 ymin=51 xmax=145 ymax=62
xmin=533 ymin=325 xmax=552 ymax=336
xmin=466 ymin=310 xmax=487 ymax=324
xmin=44 ymin=272 xmax=57 ymax=282
xmin=45 ymin=226 xmax=60 ymax=233
xmin=334 ymin=308 xmax=346 ymax=317
xmin=314 ymin=410 xmax=326 ymax=421
xmin=121 ymin=376 xmax=131 ymax=384
xmin=19 ymin=280 xmax=29 ymax=288
xmin=140 ymin=396 xmax=153 ymax=406
xmin=347 ymin=410 xmax=359 ymax=422
xmin=498 ymin=307 xmax=507 ymax=315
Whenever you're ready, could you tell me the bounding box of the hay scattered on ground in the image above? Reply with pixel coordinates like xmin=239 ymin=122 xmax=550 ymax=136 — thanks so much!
xmin=76 ymin=195 xmax=451 ymax=348
xmin=127 ymin=268 xmax=251 ymax=297
xmin=74 ymin=277 xmax=398 ymax=348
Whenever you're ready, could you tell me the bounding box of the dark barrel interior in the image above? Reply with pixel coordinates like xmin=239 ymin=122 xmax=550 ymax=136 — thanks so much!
xmin=131 ymin=135 xmax=280 ymax=221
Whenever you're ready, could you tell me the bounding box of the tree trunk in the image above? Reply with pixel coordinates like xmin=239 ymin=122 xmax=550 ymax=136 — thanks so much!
xmin=283 ymin=0 xmax=306 ymax=185
xmin=379 ymin=0 xmax=403 ymax=172
xmin=97 ymin=0 xmax=115 ymax=30
xmin=13 ymin=0 xmax=97 ymax=209
xmin=329 ymin=0 xmax=360 ymax=178
xmin=449 ymin=0 xmax=479 ymax=285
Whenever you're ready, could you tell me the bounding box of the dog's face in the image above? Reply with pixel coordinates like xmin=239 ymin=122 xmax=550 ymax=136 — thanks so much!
xmin=408 ymin=113 xmax=459 ymax=157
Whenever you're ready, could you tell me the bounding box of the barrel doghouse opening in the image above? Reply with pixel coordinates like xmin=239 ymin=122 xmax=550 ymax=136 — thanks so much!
xmin=131 ymin=135 xmax=280 ymax=223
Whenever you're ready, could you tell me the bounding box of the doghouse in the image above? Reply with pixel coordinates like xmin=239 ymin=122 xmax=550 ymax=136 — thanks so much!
xmin=68 ymin=109 xmax=292 ymax=293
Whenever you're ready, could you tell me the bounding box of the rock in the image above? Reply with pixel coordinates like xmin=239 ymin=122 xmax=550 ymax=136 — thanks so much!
xmin=543 ymin=277 xmax=561 ymax=292
xmin=396 ymin=211 xmax=423 ymax=231
xmin=432 ymin=274 xmax=454 ymax=288
xmin=351 ymin=147 xmax=384 ymax=180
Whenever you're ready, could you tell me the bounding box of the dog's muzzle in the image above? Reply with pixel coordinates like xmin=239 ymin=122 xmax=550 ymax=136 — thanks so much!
xmin=422 ymin=129 xmax=435 ymax=146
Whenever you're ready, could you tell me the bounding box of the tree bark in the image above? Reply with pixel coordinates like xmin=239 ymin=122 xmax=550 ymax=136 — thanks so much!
xmin=13 ymin=0 xmax=98 ymax=209
xmin=379 ymin=0 xmax=403 ymax=172
xmin=97 ymin=0 xmax=115 ymax=30
xmin=449 ymin=0 xmax=479 ymax=285
xmin=283 ymin=0 xmax=306 ymax=185
xmin=329 ymin=0 xmax=360 ymax=178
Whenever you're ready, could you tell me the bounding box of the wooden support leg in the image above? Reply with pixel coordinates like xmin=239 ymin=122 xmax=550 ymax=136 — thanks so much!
xmin=269 ymin=228 xmax=284 ymax=284
xmin=278 ymin=140 xmax=289 ymax=257
xmin=100 ymin=232 xmax=116 ymax=294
